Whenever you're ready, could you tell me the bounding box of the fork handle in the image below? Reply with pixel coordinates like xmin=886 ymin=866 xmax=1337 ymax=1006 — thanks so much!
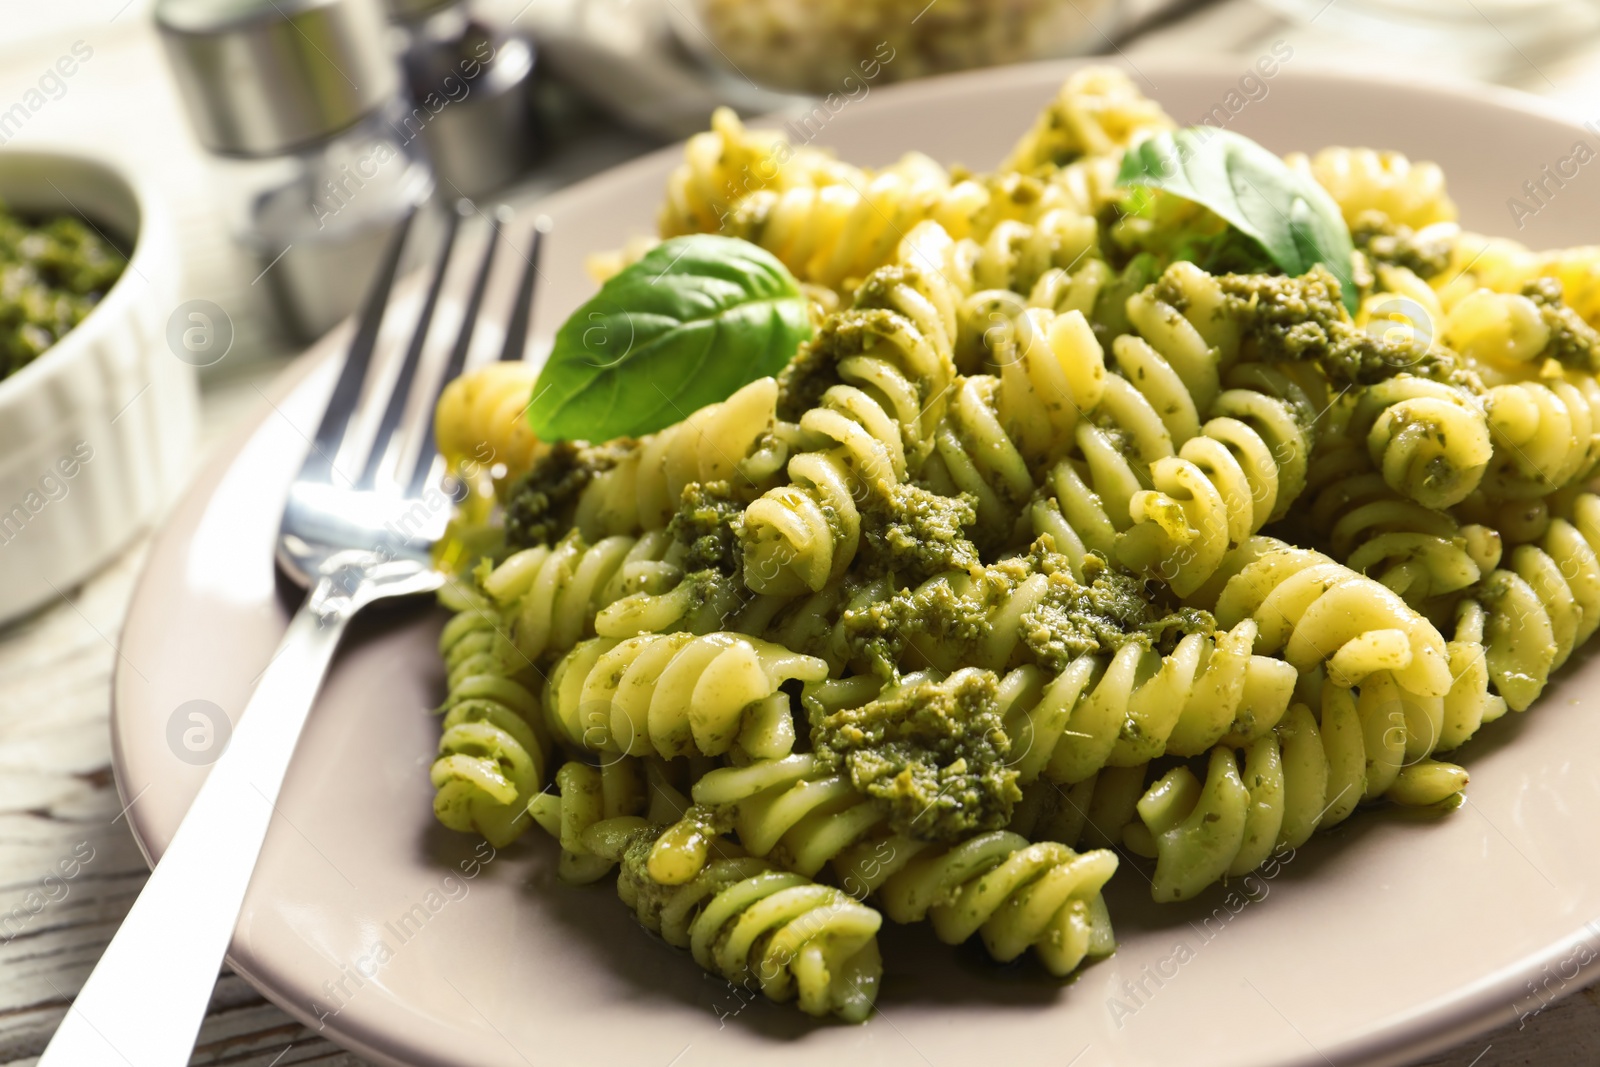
xmin=42 ymin=576 xmax=356 ymax=1067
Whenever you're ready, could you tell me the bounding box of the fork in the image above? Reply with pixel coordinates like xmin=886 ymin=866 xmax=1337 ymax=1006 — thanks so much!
xmin=41 ymin=199 xmax=545 ymax=1067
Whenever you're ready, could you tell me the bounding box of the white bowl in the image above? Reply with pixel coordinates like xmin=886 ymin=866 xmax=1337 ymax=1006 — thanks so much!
xmin=0 ymin=152 xmax=193 ymax=624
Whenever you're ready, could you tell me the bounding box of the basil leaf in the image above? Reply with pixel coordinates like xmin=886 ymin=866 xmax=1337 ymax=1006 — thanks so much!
xmin=1117 ymin=128 xmax=1359 ymax=314
xmin=527 ymin=235 xmax=813 ymax=442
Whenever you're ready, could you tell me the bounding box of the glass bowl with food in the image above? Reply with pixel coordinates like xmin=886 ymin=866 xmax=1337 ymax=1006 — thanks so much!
xmin=669 ymin=0 xmax=1123 ymax=96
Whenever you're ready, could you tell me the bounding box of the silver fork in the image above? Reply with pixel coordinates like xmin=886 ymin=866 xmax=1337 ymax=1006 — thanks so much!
xmin=41 ymin=200 xmax=545 ymax=1067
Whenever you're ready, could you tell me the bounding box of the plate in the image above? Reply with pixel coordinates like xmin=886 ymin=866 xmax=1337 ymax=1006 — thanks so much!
xmin=113 ymin=59 xmax=1600 ymax=1067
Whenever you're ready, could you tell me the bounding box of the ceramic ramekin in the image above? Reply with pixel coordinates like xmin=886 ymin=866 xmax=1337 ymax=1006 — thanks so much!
xmin=0 ymin=151 xmax=194 ymax=624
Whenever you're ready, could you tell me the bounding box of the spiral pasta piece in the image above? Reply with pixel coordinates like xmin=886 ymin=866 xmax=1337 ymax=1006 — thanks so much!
xmin=664 ymin=110 xmax=1078 ymax=294
xmin=546 ymin=632 xmax=827 ymax=761
xmin=1305 ymin=474 xmax=1600 ymax=715
xmin=1437 ymin=235 xmax=1600 ymax=333
xmin=527 ymin=759 xmax=647 ymax=883
xmin=1287 ymin=147 xmax=1458 ymax=231
xmin=841 ymin=830 xmax=1118 ymax=978
xmin=687 ymin=749 xmax=1118 ymax=978
xmin=1480 ymin=377 xmax=1600 ymax=501
xmin=1348 ymin=376 xmax=1493 ymax=510
xmin=526 ymin=757 xmax=713 ymax=883
xmin=1115 ymin=383 xmax=1310 ymax=596
xmin=993 ymin=624 xmax=1297 ymax=785
xmin=1129 ymin=692 xmax=1469 ymax=901
xmin=953 ymin=256 xmax=1112 ymax=373
xmin=951 ymin=212 xmax=1102 ymax=312
xmin=1443 ymin=288 xmax=1558 ymax=378
xmin=478 ymin=529 xmax=705 ymax=662
xmin=430 ymin=605 xmax=548 ymax=848
xmin=1533 ymin=247 xmax=1600 ymax=328
xmin=1031 ymin=280 xmax=1297 ymax=580
xmin=1007 ymin=763 xmax=1151 ymax=851
xmin=1438 ymin=598 xmax=1510 ymax=751
xmin=659 ymin=106 xmax=859 ymax=238
xmin=725 ymin=167 xmax=992 ymax=292
xmin=923 ymin=313 xmax=1107 ymax=543
xmin=1474 ymin=493 xmax=1600 ymax=710
xmin=851 ymin=554 xmax=1299 ymax=781
xmin=1198 ymin=536 xmax=1453 ymax=699
xmin=595 ymin=818 xmax=883 ymax=1022
xmin=692 ymin=753 xmax=889 ymax=878
xmin=434 ymin=361 xmax=542 ymax=482
xmin=1002 ymin=66 xmax=1174 ymax=172
xmin=1303 ymin=470 xmax=1500 ymax=604
xmin=653 ymin=99 xmax=1126 ymax=296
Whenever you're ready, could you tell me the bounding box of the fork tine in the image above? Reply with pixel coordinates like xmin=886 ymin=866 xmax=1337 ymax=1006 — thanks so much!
xmin=299 ymin=205 xmax=417 ymax=485
xmin=498 ymin=216 xmax=548 ymax=363
xmin=357 ymin=204 xmax=466 ymax=488
xmin=406 ymin=204 xmax=506 ymax=496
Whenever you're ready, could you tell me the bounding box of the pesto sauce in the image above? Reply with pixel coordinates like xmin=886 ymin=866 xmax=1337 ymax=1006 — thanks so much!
xmin=0 ymin=206 xmax=125 ymax=380
xmin=811 ymin=669 xmax=1021 ymax=842
xmin=1522 ymin=277 xmax=1600 ymax=373
xmin=1213 ymin=268 xmax=1475 ymax=389
xmin=856 ymin=482 xmax=979 ymax=585
xmin=775 ymin=304 xmax=907 ymax=422
xmin=669 ymin=479 xmax=745 ymax=576
xmin=1350 ymin=211 xmax=1454 ymax=281
xmin=503 ymin=438 xmax=634 ymax=548
xmin=840 ymin=541 xmax=1204 ymax=680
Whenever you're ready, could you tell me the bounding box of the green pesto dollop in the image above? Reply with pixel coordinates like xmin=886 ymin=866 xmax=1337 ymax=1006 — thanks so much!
xmin=839 ymin=566 xmax=978 ymax=680
xmin=839 ymin=540 xmax=1193 ymax=681
xmin=503 ymin=439 xmax=633 ymax=548
xmin=1350 ymin=211 xmax=1454 ymax=281
xmin=812 ymin=669 xmax=1020 ymax=842
xmin=668 ymin=479 xmax=744 ymax=576
xmin=0 ymin=206 xmax=126 ymax=380
xmin=857 ymin=483 xmax=979 ymax=584
xmin=617 ymin=825 xmax=678 ymax=929
xmin=775 ymin=305 xmax=904 ymax=422
xmin=1211 ymin=267 xmax=1473 ymax=389
xmin=1521 ymin=277 xmax=1600 ymax=373
xmin=1017 ymin=552 xmax=1179 ymax=674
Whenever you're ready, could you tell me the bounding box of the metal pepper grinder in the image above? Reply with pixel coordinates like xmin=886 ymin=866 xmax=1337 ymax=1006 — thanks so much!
xmin=386 ymin=0 xmax=538 ymax=199
xmin=156 ymin=0 xmax=436 ymax=342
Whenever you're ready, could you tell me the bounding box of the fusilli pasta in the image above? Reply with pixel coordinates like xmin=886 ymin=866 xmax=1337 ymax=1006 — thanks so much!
xmin=602 ymin=818 xmax=885 ymax=1022
xmin=427 ymin=64 xmax=1600 ymax=1022
xmin=1127 ymin=698 xmax=1469 ymax=901
xmin=546 ymin=632 xmax=828 ymax=761
xmin=430 ymin=605 xmax=547 ymax=848
xmin=434 ymin=361 xmax=542 ymax=482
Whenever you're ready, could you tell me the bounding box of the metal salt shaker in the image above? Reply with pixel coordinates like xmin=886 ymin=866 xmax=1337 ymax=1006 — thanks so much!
xmin=386 ymin=0 xmax=539 ymax=201
xmin=155 ymin=0 xmax=435 ymax=342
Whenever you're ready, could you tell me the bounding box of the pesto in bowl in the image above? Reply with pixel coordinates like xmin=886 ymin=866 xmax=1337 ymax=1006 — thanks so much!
xmin=0 ymin=203 xmax=126 ymax=380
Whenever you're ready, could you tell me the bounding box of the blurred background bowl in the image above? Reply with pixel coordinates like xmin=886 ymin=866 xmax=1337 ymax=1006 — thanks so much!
xmin=0 ymin=151 xmax=193 ymax=624
xmin=667 ymin=0 xmax=1124 ymax=96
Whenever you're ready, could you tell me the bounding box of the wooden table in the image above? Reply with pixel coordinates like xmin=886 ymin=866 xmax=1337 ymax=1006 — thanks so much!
xmin=6 ymin=2 xmax=1600 ymax=1064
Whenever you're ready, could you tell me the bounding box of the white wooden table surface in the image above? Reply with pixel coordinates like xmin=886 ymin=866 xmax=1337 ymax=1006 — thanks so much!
xmin=6 ymin=2 xmax=1600 ymax=1064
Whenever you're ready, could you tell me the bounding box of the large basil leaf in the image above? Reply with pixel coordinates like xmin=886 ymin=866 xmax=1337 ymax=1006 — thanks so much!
xmin=527 ymin=235 xmax=812 ymax=442
xmin=1118 ymin=128 xmax=1359 ymax=313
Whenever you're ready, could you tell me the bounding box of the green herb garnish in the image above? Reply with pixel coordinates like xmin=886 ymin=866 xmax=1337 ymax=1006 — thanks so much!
xmin=527 ymin=235 xmax=812 ymax=442
xmin=1117 ymin=128 xmax=1359 ymax=313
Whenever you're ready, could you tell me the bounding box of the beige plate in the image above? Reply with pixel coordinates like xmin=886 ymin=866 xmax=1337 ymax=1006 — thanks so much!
xmin=114 ymin=60 xmax=1600 ymax=1067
